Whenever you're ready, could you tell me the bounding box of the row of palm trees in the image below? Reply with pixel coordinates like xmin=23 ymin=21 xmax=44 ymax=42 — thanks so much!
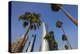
xmin=10 ymin=4 xmax=77 ymax=53
xmin=56 ymin=20 xmax=72 ymax=49
xmin=51 ymin=4 xmax=78 ymax=26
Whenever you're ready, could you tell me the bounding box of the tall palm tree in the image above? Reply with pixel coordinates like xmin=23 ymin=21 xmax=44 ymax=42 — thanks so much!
xmin=51 ymin=4 xmax=78 ymax=26
xmin=56 ymin=20 xmax=72 ymax=49
xmin=12 ymin=12 xmax=41 ymax=52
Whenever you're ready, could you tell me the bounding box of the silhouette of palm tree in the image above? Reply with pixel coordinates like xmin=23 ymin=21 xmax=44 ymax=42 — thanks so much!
xmin=51 ymin=4 xmax=78 ymax=26
xmin=56 ymin=20 xmax=72 ymax=49
xmin=44 ymin=31 xmax=58 ymax=50
xmin=64 ymin=44 xmax=69 ymax=50
xmin=11 ymin=12 xmax=41 ymax=52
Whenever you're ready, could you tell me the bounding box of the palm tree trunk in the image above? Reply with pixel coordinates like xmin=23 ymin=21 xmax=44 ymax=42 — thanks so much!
xmin=11 ymin=34 xmax=28 ymax=52
xmin=61 ymin=27 xmax=72 ymax=49
xmin=26 ymin=41 xmax=31 ymax=52
xmin=61 ymin=27 xmax=66 ymax=35
xmin=41 ymin=22 xmax=49 ymax=51
xmin=26 ymin=35 xmax=36 ymax=52
xmin=20 ymin=35 xmax=28 ymax=51
xmin=66 ymin=39 xmax=72 ymax=49
xmin=31 ymin=35 xmax=36 ymax=52
xmin=19 ymin=24 xmax=31 ymax=51
xmin=23 ymin=24 xmax=31 ymax=40
xmin=60 ymin=6 xmax=78 ymax=26
xmin=13 ymin=24 xmax=31 ymax=52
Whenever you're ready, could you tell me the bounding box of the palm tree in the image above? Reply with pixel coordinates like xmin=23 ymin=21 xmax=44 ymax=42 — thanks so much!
xmin=51 ymin=40 xmax=58 ymax=50
xmin=51 ymin=4 xmax=78 ymax=26
xmin=56 ymin=20 xmax=72 ymax=49
xmin=26 ymin=35 xmax=36 ymax=52
xmin=26 ymin=41 xmax=31 ymax=52
xmin=12 ymin=12 xmax=41 ymax=52
xmin=62 ymin=34 xmax=72 ymax=49
xmin=64 ymin=45 xmax=69 ymax=50
xmin=11 ymin=34 xmax=28 ymax=53
xmin=56 ymin=20 xmax=65 ymax=34
xmin=44 ymin=31 xmax=58 ymax=50
xmin=26 ymin=34 xmax=36 ymax=52
xmin=62 ymin=34 xmax=67 ymax=41
xmin=49 ymin=31 xmax=58 ymax=50
xmin=31 ymin=35 xmax=36 ymax=52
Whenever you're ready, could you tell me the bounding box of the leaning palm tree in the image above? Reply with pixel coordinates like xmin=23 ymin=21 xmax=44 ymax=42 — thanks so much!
xmin=11 ymin=34 xmax=28 ymax=53
xmin=12 ymin=12 xmax=41 ymax=52
xmin=19 ymin=12 xmax=41 ymax=51
xmin=56 ymin=20 xmax=72 ymax=49
xmin=51 ymin=4 xmax=78 ymax=26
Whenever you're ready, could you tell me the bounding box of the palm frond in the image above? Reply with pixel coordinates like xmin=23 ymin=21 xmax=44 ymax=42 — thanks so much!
xmin=19 ymin=12 xmax=41 ymax=30
xmin=23 ymin=21 xmax=28 ymax=28
xmin=51 ymin=4 xmax=62 ymax=11
xmin=62 ymin=34 xmax=67 ymax=41
xmin=64 ymin=45 xmax=69 ymax=49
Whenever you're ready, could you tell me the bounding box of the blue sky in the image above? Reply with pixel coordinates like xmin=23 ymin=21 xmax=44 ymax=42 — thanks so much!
xmin=11 ymin=1 xmax=78 ymax=52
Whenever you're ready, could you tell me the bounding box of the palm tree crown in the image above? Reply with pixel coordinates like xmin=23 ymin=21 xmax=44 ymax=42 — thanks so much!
xmin=51 ymin=4 xmax=62 ymax=12
xmin=19 ymin=12 xmax=41 ymax=30
xmin=62 ymin=34 xmax=68 ymax=41
xmin=64 ymin=45 xmax=69 ymax=49
xmin=56 ymin=20 xmax=63 ymax=28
